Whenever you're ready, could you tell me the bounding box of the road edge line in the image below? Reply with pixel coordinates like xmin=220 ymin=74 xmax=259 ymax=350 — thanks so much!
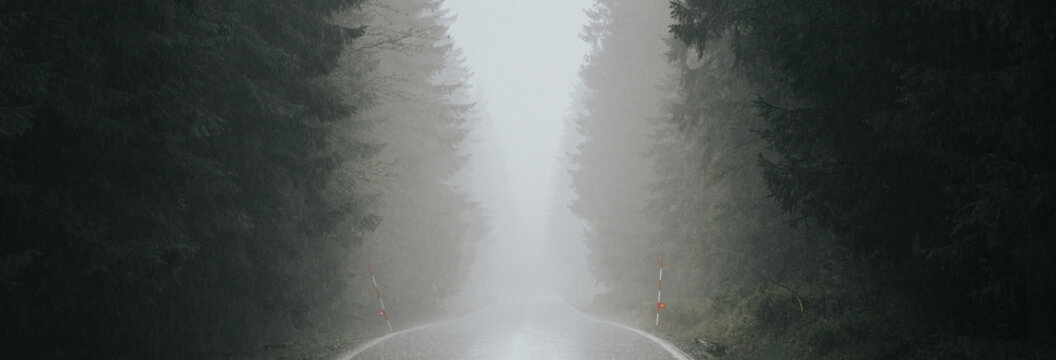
xmin=333 ymin=322 xmax=438 ymax=360
xmin=563 ymin=300 xmax=695 ymax=360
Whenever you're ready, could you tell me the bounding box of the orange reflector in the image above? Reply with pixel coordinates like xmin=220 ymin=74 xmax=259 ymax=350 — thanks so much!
xmin=658 ymin=302 xmax=666 ymax=309
xmin=377 ymin=309 xmax=386 ymax=317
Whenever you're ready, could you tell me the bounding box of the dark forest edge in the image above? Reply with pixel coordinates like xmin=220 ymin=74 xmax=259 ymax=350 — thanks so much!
xmin=4 ymin=0 xmax=1056 ymax=359
xmin=1 ymin=0 xmax=478 ymax=359
xmin=574 ymin=0 xmax=1056 ymax=359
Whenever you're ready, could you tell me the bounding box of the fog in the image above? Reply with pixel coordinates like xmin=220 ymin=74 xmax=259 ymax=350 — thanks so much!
xmin=4 ymin=0 xmax=1054 ymax=358
xmin=446 ymin=0 xmax=594 ymax=302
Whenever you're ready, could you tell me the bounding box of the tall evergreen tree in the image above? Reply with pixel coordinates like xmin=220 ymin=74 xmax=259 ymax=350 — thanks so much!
xmin=570 ymin=0 xmax=672 ymax=312
xmin=340 ymin=0 xmax=480 ymax=331
xmin=0 ymin=1 xmax=371 ymax=357
xmin=670 ymin=0 xmax=1056 ymax=356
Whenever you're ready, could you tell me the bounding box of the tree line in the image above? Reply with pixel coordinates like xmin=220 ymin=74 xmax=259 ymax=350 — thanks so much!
xmin=0 ymin=0 xmax=479 ymax=358
xmin=573 ymin=0 xmax=1056 ymax=358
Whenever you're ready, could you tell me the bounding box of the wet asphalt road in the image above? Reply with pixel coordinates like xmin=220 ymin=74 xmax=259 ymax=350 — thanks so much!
xmin=338 ymin=295 xmax=690 ymax=360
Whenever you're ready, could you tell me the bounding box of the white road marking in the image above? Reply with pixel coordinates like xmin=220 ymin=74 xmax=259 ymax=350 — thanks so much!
xmin=335 ymin=323 xmax=440 ymax=360
xmin=565 ymin=303 xmax=695 ymax=360
xmin=337 ymin=299 xmax=694 ymax=360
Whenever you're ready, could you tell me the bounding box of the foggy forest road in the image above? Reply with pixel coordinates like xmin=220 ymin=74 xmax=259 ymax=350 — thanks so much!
xmin=337 ymin=295 xmax=693 ymax=360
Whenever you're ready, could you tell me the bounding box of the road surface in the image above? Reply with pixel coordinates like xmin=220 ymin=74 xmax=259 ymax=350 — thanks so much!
xmin=337 ymin=295 xmax=692 ymax=360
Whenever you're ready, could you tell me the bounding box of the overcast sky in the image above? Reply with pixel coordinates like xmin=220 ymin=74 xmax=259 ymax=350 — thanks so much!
xmin=445 ymin=0 xmax=594 ymax=299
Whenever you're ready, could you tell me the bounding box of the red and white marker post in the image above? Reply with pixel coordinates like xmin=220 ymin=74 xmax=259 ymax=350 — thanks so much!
xmin=656 ymin=256 xmax=665 ymax=329
xmin=368 ymin=264 xmax=393 ymax=332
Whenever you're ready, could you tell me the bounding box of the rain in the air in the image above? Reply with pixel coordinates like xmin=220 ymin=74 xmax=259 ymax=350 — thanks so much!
xmin=3 ymin=0 xmax=1055 ymax=359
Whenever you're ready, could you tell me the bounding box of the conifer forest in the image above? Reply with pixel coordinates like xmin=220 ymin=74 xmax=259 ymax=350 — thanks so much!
xmin=2 ymin=0 xmax=1054 ymax=359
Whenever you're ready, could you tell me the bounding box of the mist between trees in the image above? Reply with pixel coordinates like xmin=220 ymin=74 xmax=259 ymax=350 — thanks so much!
xmin=571 ymin=0 xmax=1056 ymax=359
xmin=3 ymin=0 xmax=1056 ymax=359
xmin=1 ymin=0 xmax=480 ymax=358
